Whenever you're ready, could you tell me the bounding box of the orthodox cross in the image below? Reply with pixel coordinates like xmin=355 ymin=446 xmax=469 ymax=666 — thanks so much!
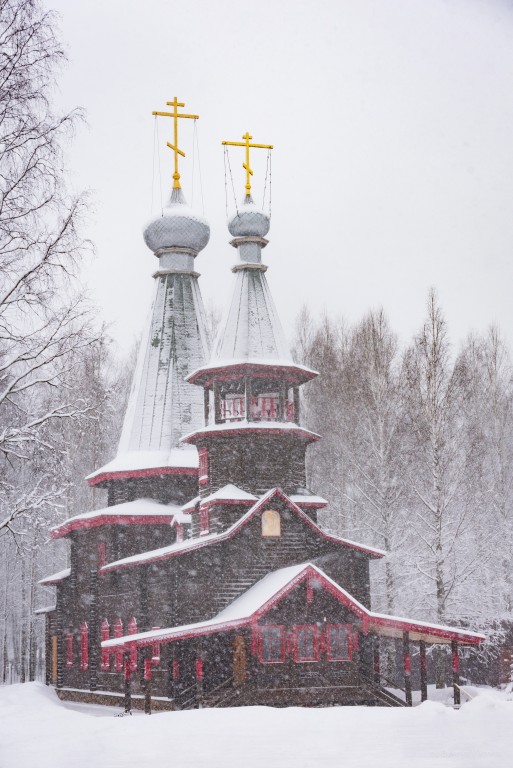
xmin=152 ymin=97 xmax=199 ymax=189
xmin=222 ymin=132 xmax=273 ymax=197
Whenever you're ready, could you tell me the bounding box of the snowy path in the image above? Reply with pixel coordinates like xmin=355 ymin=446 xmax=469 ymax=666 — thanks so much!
xmin=0 ymin=682 xmax=511 ymax=768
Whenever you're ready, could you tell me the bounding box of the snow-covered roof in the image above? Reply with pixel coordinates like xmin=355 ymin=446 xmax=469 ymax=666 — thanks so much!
xmin=200 ymin=484 xmax=257 ymax=506
xmin=290 ymin=494 xmax=328 ymax=507
xmin=38 ymin=568 xmax=71 ymax=586
xmin=180 ymin=420 xmax=320 ymax=445
xmin=50 ymin=499 xmax=187 ymax=539
xmin=181 ymin=495 xmax=200 ymax=513
xmin=34 ymin=605 xmax=56 ymax=615
xmin=103 ymin=562 xmax=485 ymax=650
xmin=186 ymin=359 xmax=318 ymax=387
xmin=87 ymin=448 xmax=199 ymax=486
xmin=89 ymin=193 xmax=211 ymax=486
xmin=101 ymin=488 xmax=385 ymax=573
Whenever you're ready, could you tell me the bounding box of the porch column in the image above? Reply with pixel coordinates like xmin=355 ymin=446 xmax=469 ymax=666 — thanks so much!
xmin=419 ymin=640 xmax=428 ymax=702
xmin=373 ymin=636 xmax=381 ymax=685
xmin=451 ymin=640 xmax=460 ymax=706
xmin=245 ymin=377 xmax=252 ymax=422
xmin=196 ymin=640 xmax=204 ymax=708
xmin=144 ymin=655 xmax=152 ymax=715
xmin=123 ymin=651 xmax=132 ymax=714
xmin=403 ymin=631 xmax=412 ymax=706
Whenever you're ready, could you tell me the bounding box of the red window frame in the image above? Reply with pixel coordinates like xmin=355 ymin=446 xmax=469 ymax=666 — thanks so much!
xmin=101 ymin=619 xmax=110 ymax=671
xmin=198 ymin=448 xmax=209 ymax=485
xmin=199 ymin=504 xmax=210 ymax=535
xmin=294 ymin=625 xmax=319 ymax=662
xmin=326 ymin=624 xmax=353 ymax=661
xmin=259 ymin=625 xmax=285 ymax=663
xmin=128 ymin=617 xmax=137 ymax=672
xmin=66 ymin=633 xmax=74 ymax=668
xmin=114 ymin=618 xmax=124 ymax=672
xmin=97 ymin=541 xmax=106 ymax=570
xmin=80 ymin=622 xmax=89 ymax=670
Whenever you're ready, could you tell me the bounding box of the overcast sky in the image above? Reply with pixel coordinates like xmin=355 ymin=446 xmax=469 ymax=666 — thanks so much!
xmin=50 ymin=0 xmax=513 ymax=355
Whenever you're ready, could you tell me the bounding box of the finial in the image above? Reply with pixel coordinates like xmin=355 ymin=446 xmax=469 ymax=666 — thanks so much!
xmin=222 ymin=132 xmax=273 ymax=197
xmin=152 ymin=97 xmax=199 ymax=189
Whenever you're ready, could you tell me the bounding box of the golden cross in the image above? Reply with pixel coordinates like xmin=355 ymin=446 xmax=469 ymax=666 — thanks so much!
xmin=222 ymin=132 xmax=273 ymax=197
xmin=152 ymin=97 xmax=199 ymax=189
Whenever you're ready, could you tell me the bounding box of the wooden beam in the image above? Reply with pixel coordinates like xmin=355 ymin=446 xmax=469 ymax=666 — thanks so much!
xmin=452 ymin=640 xmax=461 ymax=706
xmin=144 ymin=655 xmax=152 ymax=715
xmin=419 ymin=640 xmax=428 ymax=702
xmin=373 ymin=636 xmax=381 ymax=685
xmin=124 ymin=652 xmax=132 ymax=714
xmin=403 ymin=631 xmax=412 ymax=706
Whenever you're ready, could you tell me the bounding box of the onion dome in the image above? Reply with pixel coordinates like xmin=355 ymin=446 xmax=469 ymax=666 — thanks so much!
xmin=143 ymin=187 xmax=210 ymax=255
xmin=228 ymin=195 xmax=270 ymax=239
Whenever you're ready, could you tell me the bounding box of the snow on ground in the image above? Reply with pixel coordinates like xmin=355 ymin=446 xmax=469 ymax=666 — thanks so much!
xmin=0 ymin=682 xmax=512 ymax=768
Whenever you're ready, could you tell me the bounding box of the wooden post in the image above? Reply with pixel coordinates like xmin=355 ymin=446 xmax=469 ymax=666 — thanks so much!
xmin=245 ymin=377 xmax=252 ymax=422
xmin=196 ymin=656 xmax=203 ymax=709
xmin=293 ymin=386 xmax=300 ymax=423
xmin=124 ymin=652 xmax=132 ymax=714
xmin=419 ymin=640 xmax=428 ymax=702
xmin=144 ymin=657 xmax=152 ymax=715
xmin=452 ymin=640 xmax=460 ymax=706
xmin=204 ymin=387 xmax=210 ymax=424
xmin=373 ymin=636 xmax=380 ymax=685
xmin=403 ymin=631 xmax=412 ymax=706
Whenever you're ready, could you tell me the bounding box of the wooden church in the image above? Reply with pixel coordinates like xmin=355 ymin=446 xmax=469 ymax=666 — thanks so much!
xmin=38 ymin=99 xmax=484 ymax=711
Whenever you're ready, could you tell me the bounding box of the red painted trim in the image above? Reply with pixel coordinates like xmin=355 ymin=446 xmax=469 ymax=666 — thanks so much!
xmin=181 ymin=425 xmax=320 ymax=445
xmin=172 ymin=659 xmax=180 ymax=680
xmin=80 ymin=622 xmax=89 ymax=671
xmin=87 ymin=465 xmax=197 ymax=487
xmin=101 ymin=619 xmax=110 ymax=671
xmin=97 ymin=542 xmax=106 ymax=570
xmin=293 ymin=625 xmax=320 ymax=662
xmin=452 ymin=651 xmax=459 ymax=673
xmin=144 ymin=659 xmax=152 ymax=681
xmin=102 ymin=489 xmax=384 ymax=573
xmin=195 ymin=658 xmax=203 ymax=680
xmin=51 ymin=514 xmax=180 ymax=539
xmin=258 ymin=625 xmax=285 ymax=663
xmin=326 ymin=624 xmax=353 ymax=661
xmin=404 ymin=655 xmax=411 ymax=675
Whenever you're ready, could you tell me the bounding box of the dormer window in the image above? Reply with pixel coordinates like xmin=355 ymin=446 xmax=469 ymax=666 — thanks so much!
xmin=261 ymin=509 xmax=281 ymax=537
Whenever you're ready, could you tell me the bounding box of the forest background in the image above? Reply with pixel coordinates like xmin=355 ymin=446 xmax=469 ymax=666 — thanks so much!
xmin=2 ymin=0 xmax=513 ymax=684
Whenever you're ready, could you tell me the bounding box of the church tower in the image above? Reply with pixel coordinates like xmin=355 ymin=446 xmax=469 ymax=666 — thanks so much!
xmin=181 ymin=133 xmax=323 ymax=536
xmin=87 ymin=99 xmax=210 ymax=508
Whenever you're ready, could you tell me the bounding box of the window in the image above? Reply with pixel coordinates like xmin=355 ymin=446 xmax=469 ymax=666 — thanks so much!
xmin=101 ymin=619 xmax=110 ymax=671
xmin=66 ymin=633 xmax=74 ymax=668
xmin=97 ymin=541 xmax=106 ymax=570
xmin=198 ymin=448 xmax=209 ymax=485
xmin=80 ymin=622 xmax=89 ymax=670
xmin=327 ymin=624 xmax=352 ymax=661
xmin=114 ymin=619 xmax=124 ymax=672
xmin=199 ymin=505 xmax=210 ymax=535
xmin=262 ymin=509 xmax=281 ymax=537
xmin=128 ymin=617 xmax=138 ymax=671
xmin=294 ymin=625 xmax=319 ymax=662
xmin=259 ymin=625 xmax=284 ymax=663
xmin=221 ymin=393 xmax=245 ymax=421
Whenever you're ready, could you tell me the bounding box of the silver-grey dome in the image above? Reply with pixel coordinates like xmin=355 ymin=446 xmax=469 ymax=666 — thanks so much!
xmin=228 ymin=197 xmax=270 ymax=238
xmin=143 ymin=188 xmax=210 ymax=255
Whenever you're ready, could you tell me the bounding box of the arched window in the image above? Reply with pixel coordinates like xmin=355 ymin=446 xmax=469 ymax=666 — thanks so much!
xmin=261 ymin=509 xmax=281 ymax=537
xmin=114 ymin=619 xmax=123 ymax=672
xmin=101 ymin=619 xmax=110 ymax=671
xmin=128 ymin=617 xmax=137 ymax=672
xmin=80 ymin=622 xmax=89 ymax=671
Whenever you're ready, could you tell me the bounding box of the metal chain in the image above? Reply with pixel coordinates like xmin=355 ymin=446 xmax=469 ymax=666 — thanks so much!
xmin=225 ymin=146 xmax=239 ymax=216
xmin=268 ymin=149 xmax=272 ymax=219
xmin=262 ymin=150 xmax=270 ymax=210
xmin=195 ymin=119 xmax=205 ymax=216
xmin=156 ymin=118 xmax=163 ymax=215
